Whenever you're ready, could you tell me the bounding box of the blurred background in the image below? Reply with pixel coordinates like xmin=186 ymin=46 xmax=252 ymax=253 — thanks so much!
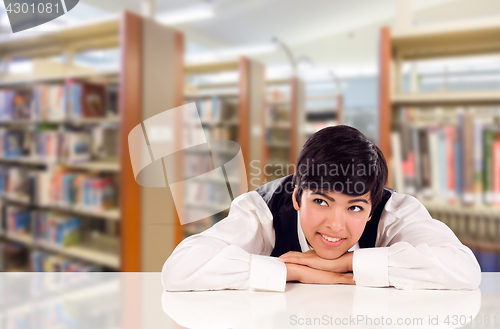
xmin=0 ymin=0 xmax=499 ymax=275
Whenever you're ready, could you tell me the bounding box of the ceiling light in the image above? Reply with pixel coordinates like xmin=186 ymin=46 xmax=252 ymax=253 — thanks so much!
xmin=186 ymin=43 xmax=278 ymax=64
xmin=157 ymin=6 xmax=214 ymax=25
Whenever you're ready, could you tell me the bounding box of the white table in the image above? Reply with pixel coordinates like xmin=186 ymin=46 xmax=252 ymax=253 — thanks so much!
xmin=1 ymin=273 xmax=499 ymax=328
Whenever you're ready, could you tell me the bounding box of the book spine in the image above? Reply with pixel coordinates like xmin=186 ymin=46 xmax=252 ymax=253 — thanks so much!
xmin=462 ymin=113 xmax=475 ymax=204
xmin=483 ymin=127 xmax=494 ymax=205
xmin=428 ymin=127 xmax=440 ymax=200
xmin=445 ymin=126 xmax=456 ymax=203
xmin=473 ymin=119 xmax=484 ymax=205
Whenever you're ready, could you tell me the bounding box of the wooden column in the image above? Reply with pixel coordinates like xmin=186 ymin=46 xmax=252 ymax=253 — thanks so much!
xmin=173 ymin=31 xmax=185 ymax=250
xmin=378 ymin=26 xmax=392 ymax=187
xmin=120 ymin=11 xmax=143 ymax=272
xmin=240 ymin=57 xmax=266 ymax=191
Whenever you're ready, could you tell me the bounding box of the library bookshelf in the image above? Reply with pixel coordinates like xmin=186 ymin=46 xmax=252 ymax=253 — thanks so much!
xmin=176 ymin=58 xmax=265 ymax=245
xmin=0 ymin=11 xmax=184 ymax=272
xmin=379 ymin=19 xmax=500 ymax=268
xmin=304 ymin=81 xmax=343 ymax=140
xmin=264 ymin=77 xmax=306 ymax=182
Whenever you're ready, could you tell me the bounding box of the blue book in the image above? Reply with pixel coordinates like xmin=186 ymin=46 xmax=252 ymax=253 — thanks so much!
xmin=4 ymin=131 xmax=24 ymax=157
xmin=479 ymin=251 xmax=497 ymax=272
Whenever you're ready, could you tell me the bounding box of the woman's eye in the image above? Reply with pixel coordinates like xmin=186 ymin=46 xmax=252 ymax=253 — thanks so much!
xmin=349 ymin=205 xmax=363 ymax=212
xmin=313 ymin=199 xmax=328 ymax=206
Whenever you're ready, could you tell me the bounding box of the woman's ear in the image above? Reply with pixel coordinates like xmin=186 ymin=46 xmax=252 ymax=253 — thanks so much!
xmin=292 ymin=186 xmax=300 ymax=211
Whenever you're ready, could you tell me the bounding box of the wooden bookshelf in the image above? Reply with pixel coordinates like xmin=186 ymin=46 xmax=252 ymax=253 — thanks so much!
xmin=264 ymin=77 xmax=306 ymax=182
xmin=379 ymin=20 xmax=500 ymax=258
xmin=177 ymin=58 xmax=265 ymax=245
xmin=392 ymin=91 xmax=500 ymax=105
xmin=0 ymin=11 xmax=184 ymax=272
xmin=304 ymin=82 xmax=342 ymax=139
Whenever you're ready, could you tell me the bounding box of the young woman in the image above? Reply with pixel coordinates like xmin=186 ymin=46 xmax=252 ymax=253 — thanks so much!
xmin=162 ymin=125 xmax=481 ymax=291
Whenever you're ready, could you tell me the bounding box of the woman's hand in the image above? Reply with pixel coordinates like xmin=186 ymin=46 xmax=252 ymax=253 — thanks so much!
xmin=279 ymin=250 xmax=353 ymax=273
xmin=285 ymin=262 xmax=354 ymax=285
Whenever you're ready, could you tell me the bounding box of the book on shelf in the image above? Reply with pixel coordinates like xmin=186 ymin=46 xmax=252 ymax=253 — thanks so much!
xmin=33 ymin=211 xmax=81 ymax=248
xmin=91 ymin=125 xmax=119 ymax=159
xmin=30 ymin=250 xmax=103 ymax=272
xmin=33 ymin=125 xmax=60 ymax=162
xmin=32 ymin=84 xmax=66 ymax=120
xmin=180 ymin=96 xmax=239 ymax=237
xmin=1 ymin=167 xmax=117 ymax=212
xmin=392 ymin=106 xmax=500 ymax=207
xmin=106 ymin=83 xmax=119 ymax=116
xmin=60 ymin=132 xmax=92 ymax=164
xmin=0 ymin=167 xmax=30 ymax=197
xmin=0 ymin=89 xmax=32 ymax=120
xmin=1 ymin=124 xmax=94 ymax=164
xmin=46 ymin=169 xmax=116 ymax=211
xmin=4 ymin=205 xmax=31 ymax=235
xmin=195 ymin=97 xmax=222 ymax=121
xmin=0 ymin=81 xmax=108 ymax=122
xmin=66 ymin=80 xmax=107 ymax=119
xmin=0 ymin=168 xmax=5 ymax=193
xmin=0 ymin=129 xmax=27 ymax=158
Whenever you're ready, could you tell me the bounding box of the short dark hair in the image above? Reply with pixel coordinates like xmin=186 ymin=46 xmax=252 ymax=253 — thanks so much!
xmin=292 ymin=125 xmax=388 ymax=217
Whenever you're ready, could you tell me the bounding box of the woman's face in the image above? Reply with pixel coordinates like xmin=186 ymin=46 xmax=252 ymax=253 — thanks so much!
xmin=292 ymin=187 xmax=372 ymax=260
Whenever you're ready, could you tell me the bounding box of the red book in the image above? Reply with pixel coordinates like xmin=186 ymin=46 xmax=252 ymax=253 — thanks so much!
xmin=81 ymin=82 xmax=106 ymax=118
xmin=445 ymin=126 xmax=456 ymax=203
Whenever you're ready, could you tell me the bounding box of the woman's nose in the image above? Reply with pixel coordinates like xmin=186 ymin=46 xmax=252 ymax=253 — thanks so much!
xmin=325 ymin=207 xmax=346 ymax=231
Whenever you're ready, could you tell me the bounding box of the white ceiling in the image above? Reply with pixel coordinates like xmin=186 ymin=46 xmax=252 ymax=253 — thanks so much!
xmin=37 ymin=0 xmax=500 ymax=75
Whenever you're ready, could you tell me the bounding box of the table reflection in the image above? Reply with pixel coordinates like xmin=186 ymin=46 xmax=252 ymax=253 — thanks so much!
xmin=163 ymin=283 xmax=481 ymax=329
xmin=0 ymin=272 xmax=497 ymax=329
xmin=0 ymin=273 xmax=121 ymax=329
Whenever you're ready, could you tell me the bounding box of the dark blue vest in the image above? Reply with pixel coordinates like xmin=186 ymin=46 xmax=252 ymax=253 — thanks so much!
xmin=255 ymin=175 xmax=394 ymax=257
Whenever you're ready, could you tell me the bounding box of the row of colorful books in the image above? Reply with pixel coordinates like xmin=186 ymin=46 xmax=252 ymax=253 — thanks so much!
xmin=193 ymin=97 xmax=226 ymax=121
xmin=30 ymin=250 xmax=103 ymax=271
xmin=1 ymin=206 xmax=82 ymax=248
xmin=0 ymin=167 xmax=116 ymax=211
xmin=32 ymin=211 xmax=82 ymax=247
xmin=0 ymin=81 xmax=113 ymax=121
xmin=0 ymin=128 xmax=93 ymax=163
xmin=3 ymin=205 xmax=31 ymax=235
xmin=37 ymin=129 xmax=92 ymax=163
xmin=31 ymin=169 xmax=116 ymax=211
xmin=392 ymin=106 xmax=500 ymax=206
